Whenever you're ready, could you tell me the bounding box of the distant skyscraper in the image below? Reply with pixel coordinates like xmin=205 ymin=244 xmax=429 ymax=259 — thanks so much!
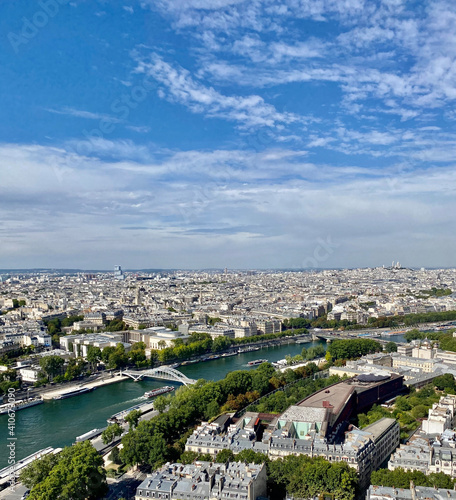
xmin=114 ymin=265 xmax=125 ymax=280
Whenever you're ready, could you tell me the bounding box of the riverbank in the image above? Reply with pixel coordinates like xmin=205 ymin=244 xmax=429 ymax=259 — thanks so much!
xmin=277 ymin=357 xmax=326 ymax=372
xmin=41 ymin=373 xmax=128 ymax=400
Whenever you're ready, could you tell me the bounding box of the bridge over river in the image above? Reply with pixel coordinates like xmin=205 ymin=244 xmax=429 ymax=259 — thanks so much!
xmin=312 ymin=331 xmax=406 ymax=346
xmin=120 ymin=366 xmax=197 ymax=385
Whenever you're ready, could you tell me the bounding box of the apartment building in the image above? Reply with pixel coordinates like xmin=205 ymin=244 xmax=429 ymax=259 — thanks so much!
xmin=135 ymin=461 xmax=267 ymax=500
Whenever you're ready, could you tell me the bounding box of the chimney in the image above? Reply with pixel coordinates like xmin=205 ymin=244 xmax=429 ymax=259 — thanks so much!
xmin=410 ymin=480 xmax=417 ymax=500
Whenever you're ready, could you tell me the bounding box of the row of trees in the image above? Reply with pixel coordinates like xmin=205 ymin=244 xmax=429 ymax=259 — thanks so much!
xmin=282 ymin=316 xmax=357 ymax=330
xmin=327 ymin=338 xmax=382 ymax=360
xmin=150 ymin=329 xmax=307 ymax=365
xmin=367 ymin=310 xmax=456 ymax=328
xmin=284 ymin=346 xmax=327 ymax=366
xmin=284 ymin=307 xmax=456 ymax=333
xmin=356 ymin=383 xmax=442 ymax=440
xmin=371 ymin=467 xmax=456 ymax=489
xmin=37 ymin=355 xmax=89 ymax=384
xmin=249 ymin=373 xmax=341 ymax=414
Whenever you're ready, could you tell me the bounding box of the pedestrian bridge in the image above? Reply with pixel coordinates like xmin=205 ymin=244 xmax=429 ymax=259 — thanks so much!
xmin=121 ymin=366 xmax=197 ymax=386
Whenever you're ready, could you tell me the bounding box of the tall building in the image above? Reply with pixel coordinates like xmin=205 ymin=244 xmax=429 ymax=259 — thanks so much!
xmin=114 ymin=265 xmax=125 ymax=280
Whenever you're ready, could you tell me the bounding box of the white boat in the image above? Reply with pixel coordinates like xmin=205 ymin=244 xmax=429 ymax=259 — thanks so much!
xmin=52 ymin=386 xmax=93 ymax=400
xmin=0 ymin=396 xmax=44 ymax=415
xmin=75 ymin=428 xmax=103 ymax=442
xmin=108 ymin=400 xmax=154 ymax=424
xmin=238 ymin=346 xmax=260 ymax=353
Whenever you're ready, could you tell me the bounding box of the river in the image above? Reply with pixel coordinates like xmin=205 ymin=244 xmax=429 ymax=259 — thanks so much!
xmin=0 ymin=335 xmax=405 ymax=468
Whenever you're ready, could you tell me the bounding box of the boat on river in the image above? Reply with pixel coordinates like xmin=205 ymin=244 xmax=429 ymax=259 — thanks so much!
xmin=53 ymin=386 xmax=93 ymax=400
xmin=144 ymin=386 xmax=174 ymax=398
xmin=108 ymin=400 xmax=154 ymax=424
xmin=221 ymin=352 xmax=237 ymax=357
xmin=0 ymin=396 xmax=44 ymax=415
xmin=247 ymin=359 xmax=268 ymax=366
xmin=238 ymin=346 xmax=260 ymax=353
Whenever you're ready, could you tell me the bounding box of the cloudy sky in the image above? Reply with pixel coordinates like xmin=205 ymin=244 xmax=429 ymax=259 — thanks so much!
xmin=1 ymin=0 xmax=455 ymax=270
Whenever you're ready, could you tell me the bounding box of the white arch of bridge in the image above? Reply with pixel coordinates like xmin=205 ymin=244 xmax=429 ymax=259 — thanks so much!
xmin=121 ymin=366 xmax=196 ymax=386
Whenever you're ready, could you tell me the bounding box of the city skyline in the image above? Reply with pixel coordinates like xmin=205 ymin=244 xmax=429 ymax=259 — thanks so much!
xmin=1 ymin=0 xmax=455 ymax=269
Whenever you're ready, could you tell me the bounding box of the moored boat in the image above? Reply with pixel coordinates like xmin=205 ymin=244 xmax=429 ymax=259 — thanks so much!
xmin=247 ymin=359 xmax=268 ymax=366
xmin=52 ymin=386 xmax=93 ymax=400
xmin=0 ymin=396 xmax=44 ymax=415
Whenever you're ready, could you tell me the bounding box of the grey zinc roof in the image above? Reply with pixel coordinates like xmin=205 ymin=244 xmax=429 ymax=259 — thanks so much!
xmin=279 ymin=405 xmax=327 ymax=423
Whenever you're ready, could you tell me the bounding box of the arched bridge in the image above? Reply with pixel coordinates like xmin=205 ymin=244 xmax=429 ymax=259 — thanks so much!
xmin=121 ymin=366 xmax=197 ymax=386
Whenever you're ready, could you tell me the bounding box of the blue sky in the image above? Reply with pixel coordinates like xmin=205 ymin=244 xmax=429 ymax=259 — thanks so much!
xmin=1 ymin=0 xmax=455 ymax=269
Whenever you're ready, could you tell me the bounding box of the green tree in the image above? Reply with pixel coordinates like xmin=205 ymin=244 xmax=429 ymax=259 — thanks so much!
xmin=212 ymin=336 xmax=233 ymax=352
xmin=108 ymin=446 xmax=123 ymax=465
xmin=39 ymin=355 xmax=65 ymax=380
xmin=384 ymin=341 xmax=398 ymax=353
xmin=411 ymin=404 xmax=429 ymax=419
xmin=153 ymin=395 xmax=167 ymax=414
xmin=102 ymin=423 xmax=123 ymax=444
xmin=19 ymin=453 xmax=60 ymax=489
xmin=434 ymin=374 xmax=456 ymax=392
xmin=215 ymin=449 xmax=234 ymax=463
xmin=125 ymin=409 xmax=142 ymax=430
xmin=86 ymin=346 xmax=102 ymax=368
xmin=101 ymin=346 xmax=116 ymax=364
xmin=24 ymin=442 xmax=107 ymax=500
xmin=236 ymin=449 xmax=268 ymax=464
xmin=64 ymin=357 xmax=86 ymax=381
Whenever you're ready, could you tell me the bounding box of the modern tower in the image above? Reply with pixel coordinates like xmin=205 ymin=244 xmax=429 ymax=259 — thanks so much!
xmin=114 ymin=265 xmax=125 ymax=280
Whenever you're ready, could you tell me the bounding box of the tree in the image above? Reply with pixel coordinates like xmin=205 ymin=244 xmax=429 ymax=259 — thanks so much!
xmin=212 ymin=336 xmax=233 ymax=352
xmin=101 ymin=346 xmax=116 ymax=364
xmin=268 ymin=455 xmax=358 ymax=500
xmin=328 ymin=339 xmax=382 ymax=360
xmin=384 ymin=341 xmax=398 ymax=353
xmin=24 ymin=442 xmax=108 ymax=500
xmin=215 ymin=449 xmax=234 ymax=463
xmin=102 ymin=423 xmax=123 ymax=444
xmin=19 ymin=453 xmax=60 ymax=489
xmin=125 ymin=409 xmax=142 ymax=430
xmin=39 ymin=355 xmax=65 ymax=380
xmin=109 ymin=446 xmax=123 ymax=465
xmin=86 ymin=346 xmax=102 ymax=368
xmin=236 ymin=449 xmax=268 ymax=464
xmin=154 ymin=395 xmax=167 ymax=414
xmin=64 ymin=357 xmax=87 ymax=381
xmin=371 ymin=467 xmax=456 ymax=489
xmin=434 ymin=374 xmax=456 ymax=392
xmin=251 ymin=362 xmax=275 ymax=395
xmin=411 ymin=404 xmax=429 ymax=419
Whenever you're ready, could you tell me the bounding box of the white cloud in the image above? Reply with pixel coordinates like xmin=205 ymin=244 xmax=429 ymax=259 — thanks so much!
xmin=45 ymin=107 xmax=122 ymax=123
xmin=2 ymin=141 xmax=456 ymax=267
xmin=135 ymin=54 xmax=300 ymax=129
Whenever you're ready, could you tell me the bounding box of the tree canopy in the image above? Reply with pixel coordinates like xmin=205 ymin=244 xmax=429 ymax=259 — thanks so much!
xmin=20 ymin=442 xmax=108 ymax=500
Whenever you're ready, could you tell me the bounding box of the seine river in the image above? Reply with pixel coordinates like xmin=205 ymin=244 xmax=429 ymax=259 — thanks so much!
xmin=0 ymin=334 xmax=405 ymax=469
